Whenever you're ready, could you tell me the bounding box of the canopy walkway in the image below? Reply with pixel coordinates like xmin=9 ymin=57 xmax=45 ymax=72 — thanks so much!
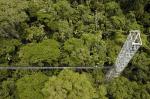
xmin=0 ymin=30 xmax=142 ymax=81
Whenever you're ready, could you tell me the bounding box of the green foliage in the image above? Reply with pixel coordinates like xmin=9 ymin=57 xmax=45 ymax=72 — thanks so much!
xmin=0 ymin=0 xmax=149 ymax=98
xmin=110 ymin=16 xmax=126 ymax=29
xmin=0 ymin=39 xmax=20 ymax=56
xmin=28 ymin=0 xmax=52 ymax=17
xmin=128 ymin=21 xmax=141 ymax=30
xmin=52 ymin=20 xmax=73 ymax=41
xmin=0 ymin=0 xmax=28 ymax=38
xmin=18 ymin=39 xmax=60 ymax=66
xmin=123 ymin=52 xmax=150 ymax=82
xmin=81 ymin=33 xmax=106 ymax=66
xmin=0 ymin=39 xmax=20 ymax=65
xmin=53 ymin=0 xmax=74 ymax=19
xmin=141 ymin=33 xmax=150 ymax=49
xmin=24 ymin=25 xmax=46 ymax=42
xmin=105 ymin=40 xmax=121 ymax=64
xmin=142 ymin=12 xmax=150 ymax=27
xmin=98 ymin=85 xmax=108 ymax=99
xmin=42 ymin=70 xmax=96 ymax=99
xmin=0 ymin=79 xmax=16 ymax=99
xmin=107 ymin=77 xmax=139 ymax=99
xmin=105 ymin=1 xmax=122 ymax=16
xmin=62 ymin=33 xmax=106 ymax=67
xmin=113 ymin=30 xmax=126 ymax=44
xmin=0 ymin=0 xmax=28 ymax=24
xmin=62 ymin=38 xmax=90 ymax=66
xmin=91 ymin=69 xmax=105 ymax=85
xmin=132 ymin=52 xmax=150 ymax=70
xmin=16 ymin=72 xmax=48 ymax=99
xmin=108 ymin=77 xmax=150 ymax=99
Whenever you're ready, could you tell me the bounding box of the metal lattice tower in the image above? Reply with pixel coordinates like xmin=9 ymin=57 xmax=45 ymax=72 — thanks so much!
xmin=106 ymin=30 xmax=142 ymax=80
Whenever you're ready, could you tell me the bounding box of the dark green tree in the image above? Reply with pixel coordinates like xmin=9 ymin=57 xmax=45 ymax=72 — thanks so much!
xmin=24 ymin=25 xmax=46 ymax=42
xmin=0 ymin=0 xmax=28 ymax=38
xmin=0 ymin=79 xmax=16 ymax=99
xmin=0 ymin=39 xmax=20 ymax=66
xmin=62 ymin=38 xmax=90 ymax=66
xmin=107 ymin=77 xmax=139 ymax=99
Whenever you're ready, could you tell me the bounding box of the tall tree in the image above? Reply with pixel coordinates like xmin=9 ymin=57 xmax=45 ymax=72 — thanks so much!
xmin=42 ymin=70 xmax=97 ymax=99
xmin=18 ymin=39 xmax=60 ymax=66
xmin=16 ymin=72 xmax=48 ymax=99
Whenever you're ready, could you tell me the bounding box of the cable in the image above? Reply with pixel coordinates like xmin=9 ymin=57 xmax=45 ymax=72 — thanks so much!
xmin=0 ymin=66 xmax=111 ymax=70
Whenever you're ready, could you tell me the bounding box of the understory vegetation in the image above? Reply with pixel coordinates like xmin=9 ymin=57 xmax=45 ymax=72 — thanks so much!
xmin=0 ymin=0 xmax=150 ymax=99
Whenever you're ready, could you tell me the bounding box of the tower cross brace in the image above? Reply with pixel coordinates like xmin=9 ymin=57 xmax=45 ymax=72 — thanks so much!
xmin=106 ymin=30 xmax=142 ymax=80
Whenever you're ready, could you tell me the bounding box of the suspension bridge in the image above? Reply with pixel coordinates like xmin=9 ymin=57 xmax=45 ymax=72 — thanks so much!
xmin=0 ymin=30 xmax=142 ymax=80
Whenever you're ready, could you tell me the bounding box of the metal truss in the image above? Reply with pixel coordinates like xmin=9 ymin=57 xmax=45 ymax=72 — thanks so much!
xmin=106 ymin=30 xmax=142 ymax=80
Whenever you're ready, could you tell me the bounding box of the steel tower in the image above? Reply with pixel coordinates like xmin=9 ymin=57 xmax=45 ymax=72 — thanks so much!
xmin=106 ymin=30 xmax=142 ymax=80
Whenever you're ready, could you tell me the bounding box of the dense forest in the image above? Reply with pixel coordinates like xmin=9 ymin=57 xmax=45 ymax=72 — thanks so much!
xmin=0 ymin=0 xmax=150 ymax=99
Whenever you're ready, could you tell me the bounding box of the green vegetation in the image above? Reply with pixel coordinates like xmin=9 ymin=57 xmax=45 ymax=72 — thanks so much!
xmin=0 ymin=0 xmax=149 ymax=99
xmin=42 ymin=70 xmax=96 ymax=99
xmin=18 ymin=39 xmax=60 ymax=66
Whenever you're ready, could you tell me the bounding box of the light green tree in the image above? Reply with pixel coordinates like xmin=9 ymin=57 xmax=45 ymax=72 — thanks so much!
xmin=42 ymin=70 xmax=96 ymax=99
xmin=16 ymin=73 xmax=48 ymax=99
xmin=18 ymin=39 xmax=60 ymax=66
